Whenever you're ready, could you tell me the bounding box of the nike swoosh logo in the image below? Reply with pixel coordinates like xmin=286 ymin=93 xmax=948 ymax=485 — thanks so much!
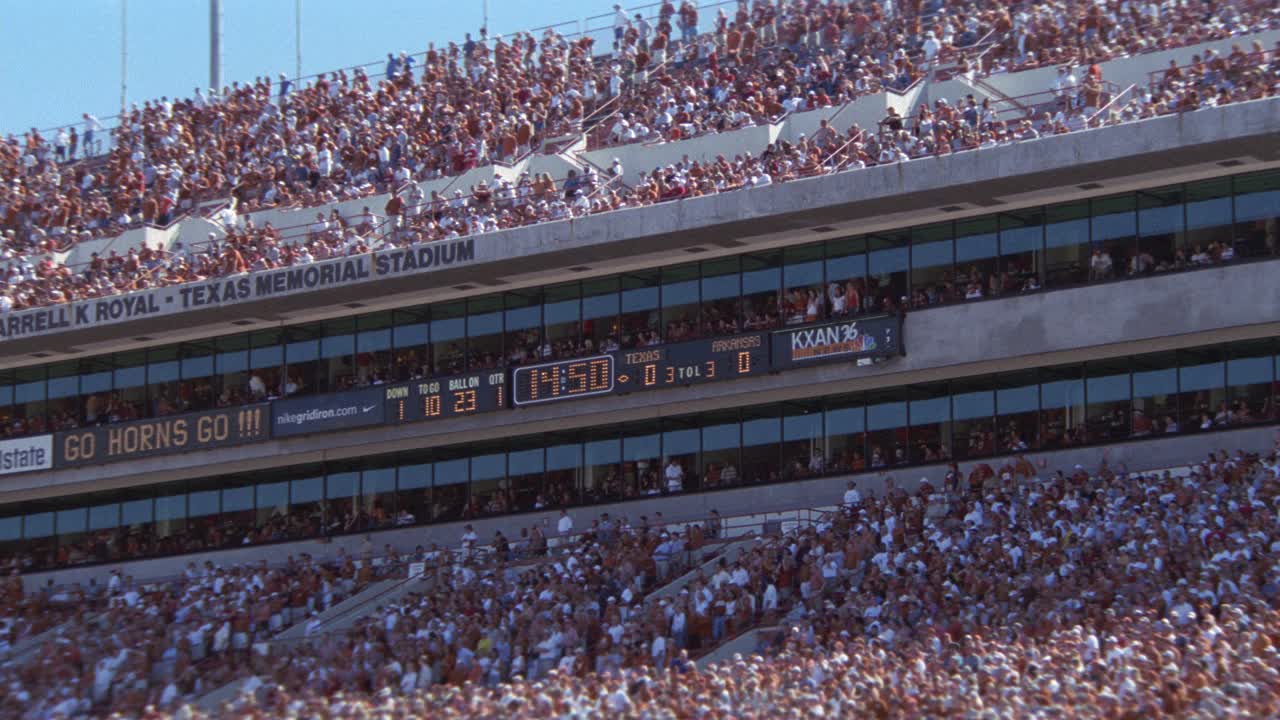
xmin=362 ymin=405 xmax=376 ymax=413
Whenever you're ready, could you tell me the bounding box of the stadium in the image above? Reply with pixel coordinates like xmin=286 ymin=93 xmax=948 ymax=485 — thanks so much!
xmin=1 ymin=0 xmax=1280 ymax=717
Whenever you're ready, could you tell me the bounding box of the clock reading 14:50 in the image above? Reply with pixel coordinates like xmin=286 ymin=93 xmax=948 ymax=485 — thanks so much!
xmin=511 ymin=356 xmax=615 ymax=406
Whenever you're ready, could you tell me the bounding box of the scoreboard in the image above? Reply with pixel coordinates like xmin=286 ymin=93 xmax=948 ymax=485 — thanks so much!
xmin=511 ymin=332 xmax=772 ymax=406
xmin=42 ymin=314 xmax=903 ymax=470
xmin=613 ymin=333 xmax=769 ymax=393
xmin=385 ymin=370 xmax=506 ymax=422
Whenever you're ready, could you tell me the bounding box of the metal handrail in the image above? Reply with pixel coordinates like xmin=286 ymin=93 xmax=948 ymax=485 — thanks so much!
xmin=1087 ymin=82 xmax=1136 ymax=126
xmin=582 ymin=56 xmax=672 ymax=151
xmin=820 ymin=128 xmax=866 ymax=172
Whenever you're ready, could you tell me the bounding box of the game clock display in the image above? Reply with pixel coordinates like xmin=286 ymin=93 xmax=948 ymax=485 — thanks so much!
xmin=384 ymin=370 xmax=506 ymax=422
xmin=511 ymin=334 xmax=772 ymax=406
xmin=511 ymin=356 xmax=615 ymax=406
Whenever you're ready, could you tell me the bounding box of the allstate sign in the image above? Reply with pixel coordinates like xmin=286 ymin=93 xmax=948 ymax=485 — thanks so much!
xmin=0 ymin=434 xmax=53 ymax=476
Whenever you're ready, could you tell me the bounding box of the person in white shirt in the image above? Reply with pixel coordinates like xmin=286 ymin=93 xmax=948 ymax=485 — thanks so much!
xmin=82 ymin=113 xmax=104 ymax=158
xmin=248 ymin=373 xmax=268 ymax=399
xmin=460 ymin=524 xmax=478 ymax=557
xmin=651 ymin=632 xmax=667 ymax=667
xmin=54 ymin=127 xmax=70 ymax=163
xmin=665 ymin=459 xmax=685 ymax=493
xmin=762 ymin=582 xmax=779 ymax=612
xmin=922 ymin=31 xmax=941 ymax=62
xmin=843 ymin=481 xmax=862 ymax=506
xmin=1053 ymin=67 xmax=1078 ymax=110
xmin=612 ymin=5 xmax=629 ymax=40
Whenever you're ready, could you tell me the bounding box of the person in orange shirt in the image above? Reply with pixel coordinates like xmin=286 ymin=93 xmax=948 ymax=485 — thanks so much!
xmin=725 ymin=23 xmax=742 ymax=63
xmin=221 ymin=244 xmax=248 ymax=275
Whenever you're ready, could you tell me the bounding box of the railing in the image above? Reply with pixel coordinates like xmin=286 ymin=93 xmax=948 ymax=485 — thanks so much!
xmin=819 ymin=128 xmax=867 ymax=173
xmin=1087 ymin=82 xmax=1136 ymax=126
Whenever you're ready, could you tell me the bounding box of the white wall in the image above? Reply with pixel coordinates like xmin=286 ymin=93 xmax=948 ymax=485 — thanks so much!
xmin=579 ymin=122 xmax=779 ymax=177
xmin=979 ymin=29 xmax=1280 ymax=100
xmin=57 ymin=225 xmax=180 ymax=269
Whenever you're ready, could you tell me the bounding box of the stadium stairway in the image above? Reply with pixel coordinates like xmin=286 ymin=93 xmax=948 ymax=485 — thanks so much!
xmin=0 ymin=614 xmax=97 ymax=664
xmin=271 ymin=577 xmax=405 ymax=641
xmin=695 ymin=625 xmax=782 ymax=670
xmin=195 ymin=549 xmax=585 ymax=709
xmin=291 ymin=574 xmax=432 ymax=639
xmin=648 ymin=536 xmax=759 ymax=602
xmin=196 ymin=577 xmax=419 ymax=709
xmin=196 ymin=674 xmax=249 ymax=712
xmin=650 ymin=506 xmax=837 ymax=600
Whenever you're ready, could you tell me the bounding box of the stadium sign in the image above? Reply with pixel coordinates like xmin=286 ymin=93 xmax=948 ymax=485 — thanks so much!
xmin=55 ymin=405 xmax=269 ymax=468
xmin=770 ymin=314 xmax=904 ymax=369
xmin=272 ymin=387 xmax=386 ymax=438
xmin=0 ymin=435 xmax=53 ymax=476
xmin=0 ymin=238 xmax=478 ymax=342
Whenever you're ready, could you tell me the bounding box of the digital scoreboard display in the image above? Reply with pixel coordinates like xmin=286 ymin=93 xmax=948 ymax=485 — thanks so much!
xmin=511 ymin=335 xmax=773 ymax=406
xmin=511 ymin=355 xmax=615 ymax=406
xmin=385 ymin=370 xmax=506 ymax=422
xmin=613 ymin=333 xmax=771 ymax=393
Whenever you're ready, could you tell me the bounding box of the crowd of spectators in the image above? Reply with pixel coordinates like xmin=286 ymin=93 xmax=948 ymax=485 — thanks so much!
xmin=0 ymin=550 xmax=398 ymax=717
xmin=0 ymin=571 xmax=85 ymax=658
xmin=9 ymin=440 xmax=1276 ymax=716
xmin=0 ymin=509 xmax=729 ymax=717
xmin=0 ymin=439 xmax=1278 ymax=715
xmin=97 ymin=440 xmax=1274 ymax=718
xmin=208 ymin=513 xmax=720 ymax=700
xmin=1 ymin=1 xmax=1276 ymax=316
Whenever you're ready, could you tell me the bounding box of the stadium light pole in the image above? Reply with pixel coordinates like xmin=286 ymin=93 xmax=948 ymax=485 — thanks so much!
xmin=295 ymin=0 xmax=303 ymax=81
xmin=120 ymin=0 xmax=128 ymax=114
xmin=210 ymin=0 xmax=224 ymax=93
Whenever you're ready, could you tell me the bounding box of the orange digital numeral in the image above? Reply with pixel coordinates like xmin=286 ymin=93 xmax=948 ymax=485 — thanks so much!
xmin=589 ymin=358 xmax=612 ymax=390
xmin=423 ymin=394 xmax=442 ymax=417
xmin=453 ymin=390 xmax=477 ymax=413
xmin=566 ymin=362 xmax=589 ymax=394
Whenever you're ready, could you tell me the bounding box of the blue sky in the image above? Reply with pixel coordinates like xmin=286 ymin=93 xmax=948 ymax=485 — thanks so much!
xmin=0 ymin=0 xmax=611 ymax=135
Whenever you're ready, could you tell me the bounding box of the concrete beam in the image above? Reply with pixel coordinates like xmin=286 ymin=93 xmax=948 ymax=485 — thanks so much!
xmin=19 ymin=422 xmax=1276 ymax=592
xmin=4 ymin=259 xmax=1277 ymax=502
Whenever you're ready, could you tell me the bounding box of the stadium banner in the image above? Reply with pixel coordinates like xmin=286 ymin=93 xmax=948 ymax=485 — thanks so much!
xmin=770 ymin=314 xmax=904 ymax=369
xmin=55 ymin=405 xmax=268 ymax=468
xmin=0 ymin=238 xmax=479 ymax=343
xmin=272 ymin=387 xmax=385 ymax=438
xmin=0 ymin=434 xmax=53 ymax=476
